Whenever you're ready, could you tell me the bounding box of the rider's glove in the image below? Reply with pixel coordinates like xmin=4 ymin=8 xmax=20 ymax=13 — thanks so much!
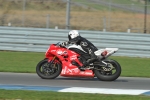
xmin=61 ymin=41 xmax=68 ymax=47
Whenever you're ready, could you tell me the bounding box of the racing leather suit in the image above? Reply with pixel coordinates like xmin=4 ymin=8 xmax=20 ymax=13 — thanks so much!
xmin=62 ymin=36 xmax=98 ymax=67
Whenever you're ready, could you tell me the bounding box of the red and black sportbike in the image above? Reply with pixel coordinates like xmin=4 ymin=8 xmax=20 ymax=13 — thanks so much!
xmin=36 ymin=42 xmax=121 ymax=81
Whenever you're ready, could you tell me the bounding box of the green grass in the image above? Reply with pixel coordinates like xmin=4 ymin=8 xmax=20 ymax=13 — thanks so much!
xmin=0 ymin=0 xmax=147 ymax=12
xmin=0 ymin=51 xmax=150 ymax=77
xmin=73 ymin=0 xmax=144 ymax=5
xmin=107 ymin=0 xmax=141 ymax=4
xmin=72 ymin=0 xmax=150 ymax=13
xmin=72 ymin=0 xmax=146 ymax=11
xmin=110 ymin=56 xmax=150 ymax=77
xmin=0 ymin=0 xmax=86 ymax=11
xmin=0 ymin=51 xmax=44 ymax=73
xmin=0 ymin=89 xmax=150 ymax=100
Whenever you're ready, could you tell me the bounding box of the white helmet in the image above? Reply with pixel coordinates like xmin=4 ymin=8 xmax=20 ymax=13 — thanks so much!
xmin=68 ymin=30 xmax=80 ymax=40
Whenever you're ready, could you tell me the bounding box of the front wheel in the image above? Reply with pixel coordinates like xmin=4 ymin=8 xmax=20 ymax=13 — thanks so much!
xmin=94 ymin=59 xmax=121 ymax=81
xmin=36 ymin=59 xmax=62 ymax=79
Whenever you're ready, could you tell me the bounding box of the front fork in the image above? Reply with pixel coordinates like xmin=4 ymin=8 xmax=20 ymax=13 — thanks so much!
xmin=46 ymin=56 xmax=57 ymax=68
xmin=48 ymin=56 xmax=56 ymax=63
xmin=42 ymin=56 xmax=57 ymax=73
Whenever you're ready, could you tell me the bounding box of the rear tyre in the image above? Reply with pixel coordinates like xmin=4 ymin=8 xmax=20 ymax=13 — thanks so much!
xmin=94 ymin=59 xmax=121 ymax=81
xmin=36 ymin=59 xmax=62 ymax=79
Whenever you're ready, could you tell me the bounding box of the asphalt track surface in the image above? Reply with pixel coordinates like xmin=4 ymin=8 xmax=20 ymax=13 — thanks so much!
xmin=0 ymin=72 xmax=150 ymax=90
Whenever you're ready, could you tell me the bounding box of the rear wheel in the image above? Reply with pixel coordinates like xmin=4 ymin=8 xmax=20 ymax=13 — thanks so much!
xmin=94 ymin=59 xmax=121 ymax=81
xmin=36 ymin=59 xmax=62 ymax=79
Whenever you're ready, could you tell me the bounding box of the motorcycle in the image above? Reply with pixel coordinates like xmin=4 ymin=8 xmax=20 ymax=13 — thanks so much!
xmin=36 ymin=42 xmax=121 ymax=81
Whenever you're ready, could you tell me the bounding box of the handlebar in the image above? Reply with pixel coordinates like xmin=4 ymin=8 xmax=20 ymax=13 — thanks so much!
xmin=55 ymin=42 xmax=66 ymax=48
xmin=56 ymin=42 xmax=61 ymax=46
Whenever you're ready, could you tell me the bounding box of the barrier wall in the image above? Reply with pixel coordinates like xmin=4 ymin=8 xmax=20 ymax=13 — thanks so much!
xmin=0 ymin=26 xmax=150 ymax=58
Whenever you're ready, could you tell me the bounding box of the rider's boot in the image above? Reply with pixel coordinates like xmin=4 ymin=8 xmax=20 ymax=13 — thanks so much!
xmin=86 ymin=58 xmax=97 ymax=65
xmin=71 ymin=58 xmax=102 ymax=71
xmin=71 ymin=61 xmax=85 ymax=71
xmin=83 ymin=52 xmax=98 ymax=67
xmin=79 ymin=58 xmax=98 ymax=70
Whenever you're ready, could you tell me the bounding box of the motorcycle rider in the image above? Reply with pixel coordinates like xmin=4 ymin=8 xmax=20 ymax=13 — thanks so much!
xmin=61 ymin=30 xmax=99 ymax=70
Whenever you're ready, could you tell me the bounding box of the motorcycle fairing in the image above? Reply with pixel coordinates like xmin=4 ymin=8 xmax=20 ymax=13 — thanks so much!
xmin=60 ymin=61 xmax=94 ymax=77
xmin=45 ymin=44 xmax=94 ymax=78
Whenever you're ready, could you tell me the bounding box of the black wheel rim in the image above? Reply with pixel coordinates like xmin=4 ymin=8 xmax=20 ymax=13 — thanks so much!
xmin=99 ymin=62 xmax=117 ymax=76
xmin=40 ymin=62 xmax=59 ymax=76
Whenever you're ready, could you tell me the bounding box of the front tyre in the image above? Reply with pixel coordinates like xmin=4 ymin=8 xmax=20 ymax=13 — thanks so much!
xmin=94 ymin=59 xmax=121 ymax=81
xmin=36 ymin=59 xmax=62 ymax=79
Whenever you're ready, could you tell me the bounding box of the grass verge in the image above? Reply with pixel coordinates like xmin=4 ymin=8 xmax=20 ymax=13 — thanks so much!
xmin=0 ymin=51 xmax=150 ymax=77
xmin=0 ymin=89 xmax=150 ymax=100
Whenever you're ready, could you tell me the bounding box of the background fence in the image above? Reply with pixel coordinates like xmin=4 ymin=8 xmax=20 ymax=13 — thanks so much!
xmin=0 ymin=0 xmax=150 ymax=33
xmin=0 ymin=26 xmax=150 ymax=58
